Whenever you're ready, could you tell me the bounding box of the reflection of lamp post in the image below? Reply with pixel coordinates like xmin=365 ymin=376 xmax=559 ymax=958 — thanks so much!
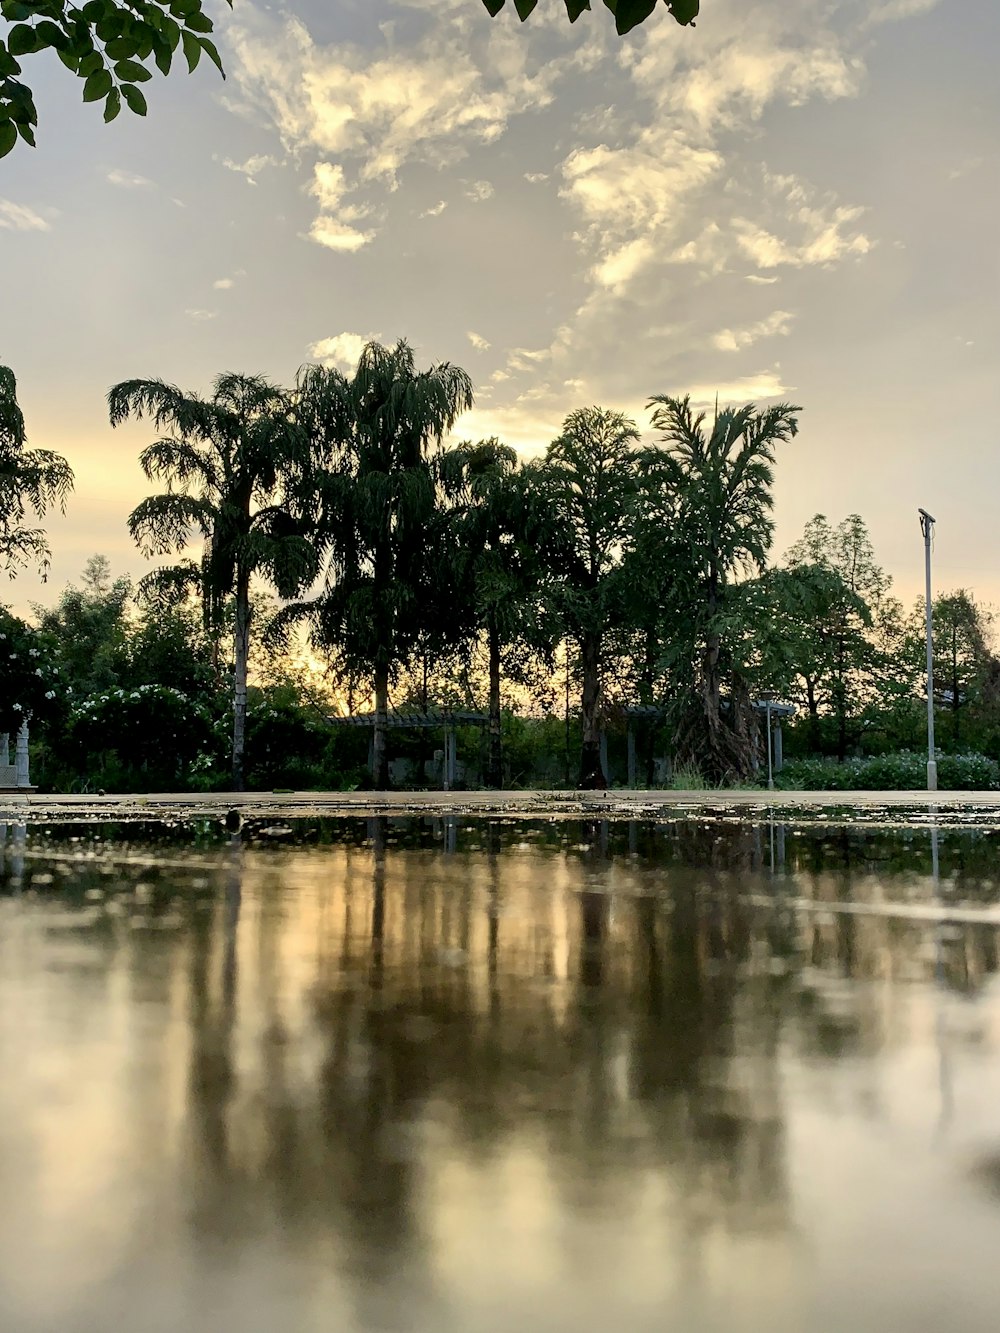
xmin=919 ymin=509 xmax=937 ymax=791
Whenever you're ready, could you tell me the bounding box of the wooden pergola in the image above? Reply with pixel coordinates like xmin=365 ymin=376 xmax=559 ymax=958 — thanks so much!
xmin=326 ymin=707 xmax=489 ymax=790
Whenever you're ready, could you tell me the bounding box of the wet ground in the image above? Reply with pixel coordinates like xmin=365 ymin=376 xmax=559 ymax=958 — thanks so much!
xmin=1 ymin=812 xmax=999 ymax=1331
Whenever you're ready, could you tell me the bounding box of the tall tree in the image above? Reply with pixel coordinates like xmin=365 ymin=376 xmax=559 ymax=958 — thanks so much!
xmin=535 ymin=406 xmax=641 ymax=789
xmin=32 ymin=553 xmax=132 ymax=695
xmin=441 ymin=438 xmax=553 ymax=788
xmin=0 ymin=364 xmax=74 ymax=578
xmin=646 ymin=394 xmax=800 ymax=781
xmin=108 ymin=373 xmax=320 ymax=789
xmin=295 ymin=340 xmax=474 ymax=788
xmin=783 ymin=513 xmax=900 ymax=760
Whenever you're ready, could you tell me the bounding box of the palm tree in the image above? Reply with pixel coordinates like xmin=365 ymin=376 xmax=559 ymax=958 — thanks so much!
xmin=646 ymin=394 xmax=800 ymax=781
xmin=0 ymin=364 xmax=74 ymax=578
xmin=108 ymin=373 xmax=320 ymax=789
xmin=295 ymin=340 xmax=474 ymax=788
xmin=440 ymin=438 xmax=554 ymax=788
xmin=536 ymin=406 xmax=641 ymax=789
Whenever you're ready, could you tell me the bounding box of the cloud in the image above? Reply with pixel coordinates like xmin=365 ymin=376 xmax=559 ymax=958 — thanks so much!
xmin=524 ymin=171 xmax=548 ymax=184
xmin=0 ymin=199 xmax=50 ymax=232
xmin=221 ymin=153 xmax=279 ymax=184
xmin=213 ymin=278 xmax=234 ymax=290
xmin=307 ymin=162 xmax=376 ymax=252
xmin=746 ymin=274 xmax=780 ymax=284
xmin=106 ymin=168 xmax=153 ymax=189
xmin=308 ymin=332 xmax=378 ymax=371
xmin=421 ymin=200 xmax=448 ymax=217
xmin=185 ymin=309 xmax=217 ymax=321
xmin=712 ymin=310 xmax=795 ymax=352
xmin=684 ymin=369 xmax=794 ymax=408
xmin=467 ymin=331 xmax=490 ymax=351
xmin=464 ymin=180 xmax=494 ymax=202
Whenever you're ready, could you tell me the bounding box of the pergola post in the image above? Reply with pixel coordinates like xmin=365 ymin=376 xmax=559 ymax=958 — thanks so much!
xmin=0 ymin=733 xmax=8 ymax=766
xmin=443 ymin=728 xmax=457 ymax=791
xmin=599 ymin=730 xmax=609 ymax=786
xmin=774 ymin=722 xmax=784 ymax=773
xmin=626 ymin=724 xmax=637 ymax=789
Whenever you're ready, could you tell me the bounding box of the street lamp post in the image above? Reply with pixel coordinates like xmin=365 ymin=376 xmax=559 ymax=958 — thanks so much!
xmin=919 ymin=508 xmax=937 ymax=792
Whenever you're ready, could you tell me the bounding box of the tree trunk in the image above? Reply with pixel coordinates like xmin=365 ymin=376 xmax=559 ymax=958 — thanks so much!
xmin=486 ymin=614 xmax=502 ymax=789
xmin=952 ymin=625 xmax=960 ymax=746
xmin=231 ymin=570 xmax=250 ymax=791
xmin=373 ymin=659 xmax=390 ymax=789
xmin=579 ymin=632 xmax=605 ymax=789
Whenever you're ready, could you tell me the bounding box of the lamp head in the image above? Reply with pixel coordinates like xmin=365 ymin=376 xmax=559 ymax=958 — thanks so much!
xmin=918 ymin=508 xmax=936 ymax=523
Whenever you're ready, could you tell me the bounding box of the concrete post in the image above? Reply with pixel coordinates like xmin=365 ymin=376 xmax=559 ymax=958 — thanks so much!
xmin=15 ymin=721 xmax=29 ymax=788
xmin=0 ymin=733 xmax=8 ymax=766
xmin=774 ymin=722 xmax=784 ymax=773
xmin=626 ymin=724 xmax=637 ymax=789
xmin=599 ymin=730 xmax=609 ymax=786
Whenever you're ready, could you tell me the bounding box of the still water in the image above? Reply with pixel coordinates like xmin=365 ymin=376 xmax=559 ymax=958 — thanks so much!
xmin=1 ymin=814 xmax=999 ymax=1332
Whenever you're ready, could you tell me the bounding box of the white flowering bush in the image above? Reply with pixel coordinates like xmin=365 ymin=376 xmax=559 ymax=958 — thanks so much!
xmin=67 ymin=683 xmax=217 ymax=786
xmin=0 ymin=608 xmax=65 ymax=735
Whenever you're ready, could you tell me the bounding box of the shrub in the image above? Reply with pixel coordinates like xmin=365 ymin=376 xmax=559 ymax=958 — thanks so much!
xmin=776 ymin=750 xmax=1000 ymax=791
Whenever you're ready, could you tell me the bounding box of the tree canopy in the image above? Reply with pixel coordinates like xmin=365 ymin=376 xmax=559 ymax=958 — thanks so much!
xmin=481 ymin=0 xmax=699 ymax=35
xmin=0 ymin=0 xmax=227 ymax=157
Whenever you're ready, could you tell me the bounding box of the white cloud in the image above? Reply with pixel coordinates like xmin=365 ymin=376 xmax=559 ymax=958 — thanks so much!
xmin=421 ymin=200 xmax=448 ymax=217
xmin=185 ymin=309 xmax=217 ymax=321
xmin=464 ymin=180 xmax=494 ymax=202
xmin=221 ymin=153 xmax=279 ymax=184
xmin=746 ymin=274 xmax=780 ymax=284
xmin=307 ymin=162 xmax=376 ymax=252
xmin=467 ymin=331 xmax=490 ymax=351
xmin=106 ymin=168 xmax=152 ymax=189
xmin=0 ymin=199 xmax=50 ymax=232
xmin=308 ymin=332 xmax=377 ymax=371
xmin=213 ymin=278 xmax=234 ymax=290
xmin=524 ymin=171 xmax=548 ymax=184
xmin=712 ymin=310 xmax=795 ymax=352
xmin=684 ymin=369 xmax=794 ymax=408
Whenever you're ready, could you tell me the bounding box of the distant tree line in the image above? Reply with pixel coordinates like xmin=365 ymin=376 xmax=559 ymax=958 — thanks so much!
xmin=2 ymin=348 xmax=998 ymax=793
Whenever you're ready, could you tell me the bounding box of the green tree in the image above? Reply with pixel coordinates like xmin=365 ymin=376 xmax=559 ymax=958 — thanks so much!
xmin=32 ymin=553 xmax=131 ymax=695
xmin=534 ymin=405 xmax=641 ymax=789
xmin=0 ymin=0 xmax=227 ymax=157
xmin=646 ymin=395 xmax=800 ymax=782
xmin=108 ymin=373 xmax=320 ymax=790
xmin=441 ymin=437 xmax=554 ymax=788
xmin=481 ymin=0 xmax=699 ymax=36
xmin=783 ymin=513 xmax=902 ymax=760
xmin=0 ymin=364 xmax=74 ymax=578
xmin=294 ymin=339 xmax=475 ymax=789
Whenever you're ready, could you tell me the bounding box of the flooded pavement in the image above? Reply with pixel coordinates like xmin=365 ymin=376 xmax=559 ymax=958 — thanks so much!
xmin=1 ymin=815 xmax=999 ymax=1332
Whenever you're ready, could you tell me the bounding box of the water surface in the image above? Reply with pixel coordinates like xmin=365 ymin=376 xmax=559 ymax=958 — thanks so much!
xmin=1 ymin=815 xmax=999 ymax=1332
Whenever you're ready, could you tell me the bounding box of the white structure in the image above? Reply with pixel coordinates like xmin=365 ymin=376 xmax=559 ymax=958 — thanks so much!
xmin=0 ymin=723 xmax=32 ymax=790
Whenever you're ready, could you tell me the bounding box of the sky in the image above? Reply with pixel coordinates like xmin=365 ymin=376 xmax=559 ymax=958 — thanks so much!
xmin=1 ymin=0 xmax=997 ymax=619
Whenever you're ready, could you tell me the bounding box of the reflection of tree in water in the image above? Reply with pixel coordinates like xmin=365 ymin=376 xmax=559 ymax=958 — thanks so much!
xmin=135 ymin=815 xmax=1000 ymax=1322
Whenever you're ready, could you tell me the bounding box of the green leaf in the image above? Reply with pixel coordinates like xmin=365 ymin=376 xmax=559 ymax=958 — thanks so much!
xmin=114 ymin=58 xmax=152 ymax=82
xmin=198 ymin=36 xmax=223 ymax=77
xmin=82 ymin=67 xmax=112 ymax=101
xmin=513 ymin=0 xmax=537 ymax=18
xmin=668 ymin=0 xmax=698 ymax=23
xmin=152 ymin=37 xmax=171 ymax=75
xmin=183 ymin=11 xmax=213 ymax=33
xmin=564 ymin=0 xmax=591 ymax=18
xmin=79 ymin=50 xmax=103 ymax=76
xmin=34 ymin=20 xmax=69 ymax=51
xmin=7 ymin=24 xmax=38 ymax=57
xmin=0 ymin=121 xmax=17 ymax=158
xmin=81 ymin=0 xmax=105 ymax=20
xmin=120 ymin=82 xmax=147 ymax=115
xmin=56 ymin=47 xmax=79 ymax=71
xmin=15 ymin=118 xmax=34 ymax=145
xmin=104 ymin=38 xmax=136 ymax=59
xmin=163 ymin=18 xmax=180 ymax=51
xmin=181 ymin=29 xmax=200 ymax=71
xmin=0 ymin=48 xmax=21 ymax=77
xmin=103 ymin=85 xmax=120 ymax=121
xmin=612 ymin=0 xmax=656 ymax=32
xmin=480 ymin=0 xmax=505 ymax=14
